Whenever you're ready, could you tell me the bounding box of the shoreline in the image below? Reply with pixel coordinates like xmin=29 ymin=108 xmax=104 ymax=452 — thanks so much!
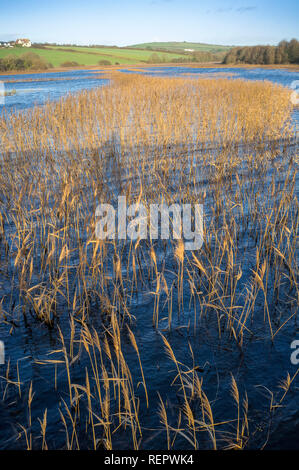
xmin=0 ymin=61 xmax=298 ymax=77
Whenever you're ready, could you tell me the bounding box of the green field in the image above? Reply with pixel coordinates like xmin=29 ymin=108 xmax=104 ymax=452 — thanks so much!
xmin=0 ymin=45 xmax=187 ymax=67
xmin=128 ymin=41 xmax=232 ymax=53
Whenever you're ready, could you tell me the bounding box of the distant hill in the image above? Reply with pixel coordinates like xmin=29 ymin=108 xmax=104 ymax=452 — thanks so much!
xmin=127 ymin=42 xmax=233 ymax=54
xmin=0 ymin=42 xmax=233 ymax=71
xmin=0 ymin=45 xmax=188 ymax=68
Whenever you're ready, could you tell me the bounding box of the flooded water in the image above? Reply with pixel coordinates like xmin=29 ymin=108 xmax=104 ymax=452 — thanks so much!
xmin=122 ymin=66 xmax=299 ymax=129
xmin=0 ymin=66 xmax=299 ymax=118
xmin=0 ymin=66 xmax=298 ymax=450
xmin=1 ymin=66 xmax=298 ymax=131
xmin=0 ymin=69 xmax=108 ymax=114
xmin=122 ymin=65 xmax=298 ymax=84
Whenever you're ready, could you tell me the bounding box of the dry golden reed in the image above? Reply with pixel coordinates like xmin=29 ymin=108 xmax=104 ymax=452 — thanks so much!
xmin=0 ymin=73 xmax=297 ymax=450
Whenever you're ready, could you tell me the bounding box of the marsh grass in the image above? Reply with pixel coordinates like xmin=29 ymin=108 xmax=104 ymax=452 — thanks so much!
xmin=0 ymin=72 xmax=297 ymax=449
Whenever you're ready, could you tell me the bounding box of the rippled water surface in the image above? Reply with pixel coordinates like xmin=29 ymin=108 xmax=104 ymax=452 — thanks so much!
xmin=0 ymin=66 xmax=298 ymax=450
xmin=0 ymin=66 xmax=298 ymax=114
xmin=0 ymin=69 xmax=108 ymax=113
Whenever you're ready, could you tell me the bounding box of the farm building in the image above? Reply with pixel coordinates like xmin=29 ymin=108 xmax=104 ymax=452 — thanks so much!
xmin=15 ymin=38 xmax=32 ymax=47
xmin=0 ymin=41 xmax=13 ymax=48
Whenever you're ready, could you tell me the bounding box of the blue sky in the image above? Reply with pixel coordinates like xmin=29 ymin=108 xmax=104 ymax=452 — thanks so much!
xmin=0 ymin=0 xmax=298 ymax=46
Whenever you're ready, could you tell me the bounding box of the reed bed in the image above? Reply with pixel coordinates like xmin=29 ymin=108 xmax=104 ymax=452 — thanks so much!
xmin=0 ymin=72 xmax=297 ymax=449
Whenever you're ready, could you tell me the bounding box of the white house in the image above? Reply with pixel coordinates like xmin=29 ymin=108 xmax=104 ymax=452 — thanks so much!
xmin=15 ymin=38 xmax=32 ymax=47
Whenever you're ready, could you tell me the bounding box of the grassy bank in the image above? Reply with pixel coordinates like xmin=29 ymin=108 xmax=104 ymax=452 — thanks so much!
xmin=0 ymin=45 xmax=187 ymax=67
xmin=0 ymin=42 xmax=233 ymax=69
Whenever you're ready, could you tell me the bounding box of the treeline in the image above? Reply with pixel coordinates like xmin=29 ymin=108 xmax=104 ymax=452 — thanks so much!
xmin=0 ymin=52 xmax=53 ymax=71
xmin=223 ymin=39 xmax=299 ymax=65
xmin=147 ymin=50 xmax=224 ymax=64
